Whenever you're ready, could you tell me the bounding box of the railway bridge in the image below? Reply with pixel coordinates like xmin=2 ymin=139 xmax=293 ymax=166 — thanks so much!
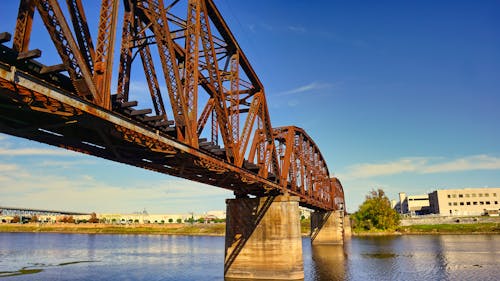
xmin=0 ymin=0 xmax=349 ymax=279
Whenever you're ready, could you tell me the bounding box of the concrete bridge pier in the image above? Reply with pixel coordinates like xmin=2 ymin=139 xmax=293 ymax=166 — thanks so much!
xmin=224 ymin=194 xmax=304 ymax=280
xmin=310 ymin=210 xmax=345 ymax=244
xmin=343 ymin=215 xmax=352 ymax=239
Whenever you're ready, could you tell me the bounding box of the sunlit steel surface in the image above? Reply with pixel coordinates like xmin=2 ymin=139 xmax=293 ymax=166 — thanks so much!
xmin=0 ymin=0 xmax=344 ymax=211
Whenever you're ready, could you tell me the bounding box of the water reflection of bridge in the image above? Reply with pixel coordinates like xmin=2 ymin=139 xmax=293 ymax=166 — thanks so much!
xmin=0 ymin=0 xmax=350 ymax=279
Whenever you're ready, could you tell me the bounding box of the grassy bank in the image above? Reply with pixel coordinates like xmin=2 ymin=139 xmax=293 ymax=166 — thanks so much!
xmin=353 ymin=222 xmax=500 ymax=235
xmin=398 ymin=222 xmax=500 ymax=234
xmin=0 ymin=222 xmax=314 ymax=236
xmin=7 ymin=221 xmax=497 ymax=236
xmin=0 ymin=223 xmax=226 ymax=236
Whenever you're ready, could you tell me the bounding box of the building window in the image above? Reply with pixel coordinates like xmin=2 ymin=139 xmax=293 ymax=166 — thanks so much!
xmin=485 ymin=193 xmax=489 ymax=197
xmin=495 ymin=201 xmax=498 ymax=205
xmin=479 ymin=193 xmax=483 ymax=197
xmin=460 ymin=202 xmax=464 ymax=206
xmin=480 ymin=201 xmax=484 ymax=205
xmin=493 ymin=193 xmax=497 ymax=197
xmin=459 ymin=194 xmax=463 ymax=198
xmin=473 ymin=202 xmax=478 ymax=205
xmin=486 ymin=201 xmax=490 ymax=205
xmin=466 ymin=202 xmax=471 ymax=205
xmin=453 ymin=202 xmax=457 ymax=206
xmin=447 ymin=194 xmax=451 ymax=198
xmin=472 ymin=194 xmax=476 ymax=197
xmin=465 ymin=194 xmax=470 ymax=198
xmin=448 ymin=203 xmax=452 ymax=206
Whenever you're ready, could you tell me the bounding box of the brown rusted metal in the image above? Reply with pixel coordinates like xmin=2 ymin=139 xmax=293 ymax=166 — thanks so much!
xmin=34 ymin=0 xmax=99 ymax=104
xmin=0 ymin=0 xmax=343 ymax=212
xmin=65 ymin=0 xmax=95 ymax=73
xmin=13 ymin=0 xmax=35 ymax=53
xmin=94 ymin=0 xmax=119 ymax=110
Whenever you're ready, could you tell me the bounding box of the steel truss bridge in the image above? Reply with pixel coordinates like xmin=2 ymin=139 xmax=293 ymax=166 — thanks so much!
xmin=0 ymin=0 xmax=344 ymax=212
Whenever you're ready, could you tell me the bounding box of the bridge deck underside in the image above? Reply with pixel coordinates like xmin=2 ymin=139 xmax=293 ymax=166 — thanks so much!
xmin=0 ymin=61 xmax=330 ymax=211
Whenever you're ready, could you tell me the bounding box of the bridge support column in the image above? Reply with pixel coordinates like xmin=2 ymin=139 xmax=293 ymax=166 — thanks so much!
xmin=343 ymin=215 xmax=352 ymax=238
xmin=224 ymin=194 xmax=304 ymax=280
xmin=311 ymin=210 xmax=344 ymax=244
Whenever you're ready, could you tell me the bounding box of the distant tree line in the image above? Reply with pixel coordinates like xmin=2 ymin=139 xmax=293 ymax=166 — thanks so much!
xmin=3 ymin=212 xmax=226 ymax=225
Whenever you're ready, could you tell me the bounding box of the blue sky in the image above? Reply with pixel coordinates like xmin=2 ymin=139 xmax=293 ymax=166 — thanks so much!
xmin=1 ymin=0 xmax=499 ymax=213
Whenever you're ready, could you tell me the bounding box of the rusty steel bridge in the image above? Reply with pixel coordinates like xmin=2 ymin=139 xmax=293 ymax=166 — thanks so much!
xmin=0 ymin=0 xmax=344 ymax=212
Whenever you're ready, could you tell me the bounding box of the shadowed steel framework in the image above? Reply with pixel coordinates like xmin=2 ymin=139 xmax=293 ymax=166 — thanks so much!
xmin=0 ymin=0 xmax=345 ymax=212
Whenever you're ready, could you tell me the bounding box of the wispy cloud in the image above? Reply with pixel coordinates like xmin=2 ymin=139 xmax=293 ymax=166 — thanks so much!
xmin=0 ymin=164 xmax=231 ymax=213
xmin=35 ymin=159 xmax=96 ymax=168
xmin=277 ymin=81 xmax=333 ymax=96
xmin=288 ymin=25 xmax=306 ymax=33
xmin=0 ymin=147 xmax=76 ymax=156
xmin=422 ymin=155 xmax=500 ymax=174
xmin=339 ymin=154 xmax=500 ymax=180
xmin=248 ymin=24 xmax=256 ymax=33
xmin=247 ymin=23 xmax=307 ymax=34
xmin=0 ymin=163 xmax=18 ymax=171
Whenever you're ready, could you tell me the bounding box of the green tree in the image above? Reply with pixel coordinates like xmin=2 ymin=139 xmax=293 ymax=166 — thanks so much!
xmin=176 ymin=218 xmax=182 ymax=223
xmin=168 ymin=218 xmax=173 ymax=223
xmin=353 ymin=189 xmax=400 ymax=231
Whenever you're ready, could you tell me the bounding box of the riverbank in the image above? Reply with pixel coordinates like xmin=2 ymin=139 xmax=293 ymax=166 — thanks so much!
xmin=353 ymin=222 xmax=500 ymax=236
xmin=3 ymin=220 xmax=500 ymax=236
xmin=0 ymin=223 xmax=226 ymax=236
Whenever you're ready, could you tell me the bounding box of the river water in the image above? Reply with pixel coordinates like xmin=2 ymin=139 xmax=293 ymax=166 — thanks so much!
xmin=0 ymin=233 xmax=498 ymax=280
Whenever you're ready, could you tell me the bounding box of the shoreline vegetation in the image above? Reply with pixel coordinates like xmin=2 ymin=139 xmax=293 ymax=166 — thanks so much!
xmin=354 ymin=223 xmax=500 ymax=236
xmin=1 ymin=219 xmax=499 ymax=236
xmin=0 ymin=223 xmax=226 ymax=236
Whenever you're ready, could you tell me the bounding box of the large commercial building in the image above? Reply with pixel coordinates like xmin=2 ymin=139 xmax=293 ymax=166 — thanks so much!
xmin=394 ymin=192 xmax=431 ymax=215
xmin=428 ymin=187 xmax=500 ymax=216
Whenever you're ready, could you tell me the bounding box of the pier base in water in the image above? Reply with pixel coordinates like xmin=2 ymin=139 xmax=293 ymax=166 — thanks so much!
xmin=224 ymin=194 xmax=304 ymax=280
xmin=311 ymin=210 xmax=344 ymax=244
xmin=343 ymin=215 xmax=352 ymax=238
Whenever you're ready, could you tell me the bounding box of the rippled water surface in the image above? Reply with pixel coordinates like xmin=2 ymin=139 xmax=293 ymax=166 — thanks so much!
xmin=0 ymin=233 xmax=499 ymax=280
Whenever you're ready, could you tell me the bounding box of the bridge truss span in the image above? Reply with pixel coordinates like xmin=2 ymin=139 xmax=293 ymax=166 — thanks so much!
xmin=0 ymin=0 xmax=344 ymax=212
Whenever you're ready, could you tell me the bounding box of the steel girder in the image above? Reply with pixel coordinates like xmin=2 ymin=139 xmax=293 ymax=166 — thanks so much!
xmin=0 ymin=0 xmax=342 ymax=211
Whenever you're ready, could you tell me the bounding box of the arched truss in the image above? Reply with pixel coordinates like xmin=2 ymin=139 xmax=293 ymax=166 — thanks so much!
xmin=331 ymin=177 xmax=345 ymax=212
xmin=248 ymin=126 xmax=339 ymax=210
xmin=0 ymin=0 xmax=343 ymax=211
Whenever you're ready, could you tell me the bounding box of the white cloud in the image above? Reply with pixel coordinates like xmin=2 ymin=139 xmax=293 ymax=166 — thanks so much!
xmin=0 ymin=163 xmax=18 ymax=171
xmin=277 ymin=81 xmax=333 ymax=96
xmin=35 ymin=159 xmax=96 ymax=168
xmin=0 ymin=164 xmax=231 ymax=213
xmin=288 ymin=25 xmax=306 ymax=33
xmin=0 ymin=147 xmax=77 ymax=156
xmin=422 ymin=155 xmax=500 ymax=174
xmin=338 ymin=154 xmax=500 ymax=180
xmin=339 ymin=157 xmax=427 ymax=179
